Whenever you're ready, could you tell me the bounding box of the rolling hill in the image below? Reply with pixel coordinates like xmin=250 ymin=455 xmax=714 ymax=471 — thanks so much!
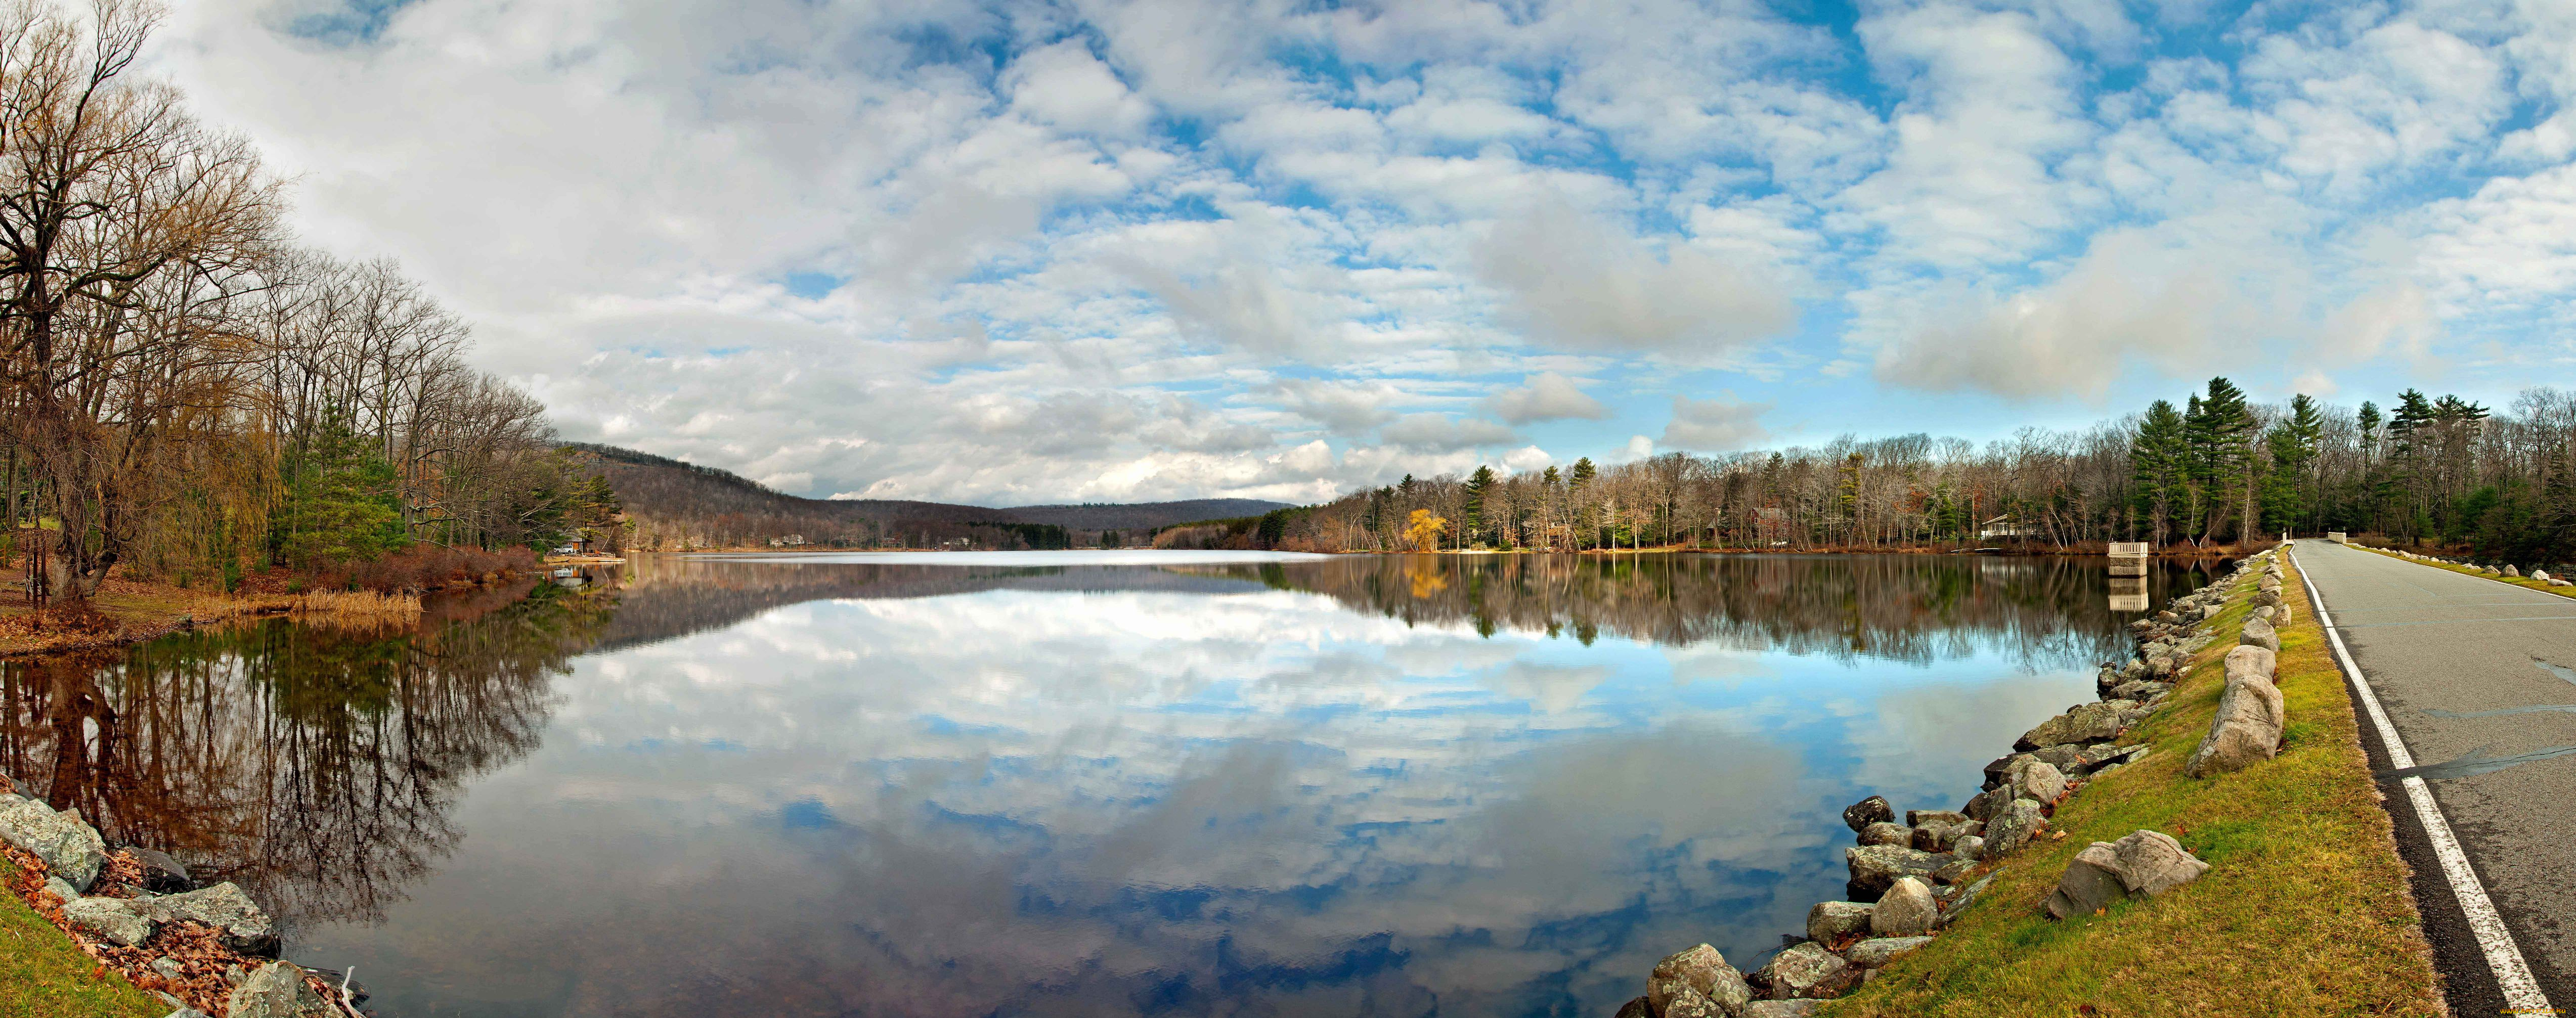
xmin=561 ymin=442 xmax=1287 ymax=550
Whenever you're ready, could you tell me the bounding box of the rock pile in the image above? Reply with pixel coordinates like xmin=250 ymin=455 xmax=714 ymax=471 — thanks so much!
xmin=0 ymin=775 xmax=363 ymax=1018
xmin=1611 ymin=551 xmax=2271 ymax=1016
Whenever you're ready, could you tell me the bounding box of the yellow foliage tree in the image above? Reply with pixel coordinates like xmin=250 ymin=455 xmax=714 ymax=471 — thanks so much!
xmin=1404 ymin=509 xmax=1449 ymax=551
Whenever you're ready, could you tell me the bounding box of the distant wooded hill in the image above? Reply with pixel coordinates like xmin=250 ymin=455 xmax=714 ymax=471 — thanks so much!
xmin=560 ymin=442 xmax=1287 ymax=550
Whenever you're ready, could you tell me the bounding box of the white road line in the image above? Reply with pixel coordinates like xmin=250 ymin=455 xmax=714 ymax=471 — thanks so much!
xmin=2289 ymin=542 xmax=2552 ymax=1010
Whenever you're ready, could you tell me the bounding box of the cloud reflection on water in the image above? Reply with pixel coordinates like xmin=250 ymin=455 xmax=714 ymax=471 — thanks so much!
xmin=291 ymin=555 xmax=2185 ymax=1017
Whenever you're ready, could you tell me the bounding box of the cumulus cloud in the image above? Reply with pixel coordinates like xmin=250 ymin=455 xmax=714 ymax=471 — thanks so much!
xmin=1659 ymin=397 xmax=1771 ymax=452
xmin=1381 ymin=414 xmax=1519 ymax=452
xmin=1474 ymin=200 xmax=1796 ymax=360
xmin=134 ymin=0 xmax=2571 ymax=504
xmin=1869 ymin=228 xmax=2255 ymax=401
xmin=1485 ymin=372 xmax=1610 ymax=424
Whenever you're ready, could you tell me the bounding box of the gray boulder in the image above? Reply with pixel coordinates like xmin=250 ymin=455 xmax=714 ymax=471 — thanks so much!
xmin=1871 ymin=876 xmax=1938 ymax=936
xmin=228 ymin=962 xmax=334 ymax=1018
xmin=1940 ymin=869 xmax=2000 ymax=925
xmin=1858 ymin=821 xmax=1911 ymax=847
xmin=1841 ymin=795 xmax=1893 ymax=832
xmin=2252 ymin=605 xmax=2276 ymax=623
xmin=2009 ymin=759 xmax=2067 ymax=804
xmin=1806 ymin=901 xmax=1873 ymax=944
xmin=1844 ymin=936 xmax=1933 ymax=968
xmin=1905 ymin=809 xmax=1969 ymax=827
xmin=1951 ymin=834 xmax=1985 ymax=860
xmin=1659 ymin=989 xmax=1725 ymax=1018
xmin=2043 ymin=842 xmax=2128 ymax=919
xmin=1929 ymin=855 xmax=1978 ymax=885
xmin=2017 ymin=701 xmax=2129 ymax=750
xmin=2240 ymin=617 xmax=2280 ymax=652
xmin=2108 ymin=679 xmax=2168 ymax=702
xmin=43 ymin=875 xmax=80 ymax=903
xmin=138 ymin=882 xmax=278 ymax=956
xmin=1910 ymin=818 xmax=1970 ymax=853
xmin=60 ymin=896 xmax=152 ymax=947
xmin=1846 ymin=844 xmax=1945 ymax=901
xmin=1756 ymin=942 xmax=1857 ymax=1000
xmin=2113 ymin=828 xmax=2211 ymax=896
xmin=0 ymin=797 xmax=108 ymax=891
xmin=2187 ymin=646 xmax=2285 ymax=778
xmin=1742 ymin=1003 xmax=1820 ymax=1018
xmin=2044 ymin=829 xmax=2209 ymax=920
xmin=1647 ymin=944 xmax=1752 ymax=1016
xmin=1981 ymin=800 xmax=2046 ymax=860
xmin=125 ymin=846 xmax=194 ymax=894
xmin=2505 ymin=565 xmax=2521 ymax=577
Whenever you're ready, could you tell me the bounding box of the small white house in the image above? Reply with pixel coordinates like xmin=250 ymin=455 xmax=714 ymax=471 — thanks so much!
xmin=1978 ymin=514 xmax=2030 ymax=539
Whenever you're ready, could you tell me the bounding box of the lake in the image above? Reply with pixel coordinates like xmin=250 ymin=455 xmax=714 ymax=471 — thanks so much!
xmin=0 ymin=551 xmax=2211 ymax=1017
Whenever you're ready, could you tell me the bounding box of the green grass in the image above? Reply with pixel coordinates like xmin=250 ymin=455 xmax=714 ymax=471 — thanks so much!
xmin=2349 ymin=543 xmax=2576 ymax=601
xmin=0 ymin=892 xmax=166 ymax=1018
xmin=1821 ymin=555 xmax=2441 ymax=1017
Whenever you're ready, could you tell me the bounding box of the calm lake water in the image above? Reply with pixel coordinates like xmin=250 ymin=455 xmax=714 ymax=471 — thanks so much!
xmin=0 ymin=552 xmax=2212 ymax=1017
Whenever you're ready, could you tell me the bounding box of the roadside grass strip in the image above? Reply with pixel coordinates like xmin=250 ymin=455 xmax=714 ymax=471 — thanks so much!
xmin=0 ymin=890 xmax=165 ymax=1018
xmin=1822 ymin=557 xmax=2441 ymax=1017
xmin=2347 ymin=544 xmax=2576 ymax=601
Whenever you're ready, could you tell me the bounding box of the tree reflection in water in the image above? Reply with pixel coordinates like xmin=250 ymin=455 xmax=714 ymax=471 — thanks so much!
xmin=0 ymin=577 xmax=619 ymax=931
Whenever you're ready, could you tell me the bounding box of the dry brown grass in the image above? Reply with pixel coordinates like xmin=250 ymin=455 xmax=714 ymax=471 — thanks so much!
xmin=1822 ymin=555 xmax=2441 ymax=1017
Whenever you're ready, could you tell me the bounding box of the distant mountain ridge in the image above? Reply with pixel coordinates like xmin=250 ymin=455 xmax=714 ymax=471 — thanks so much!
xmin=560 ymin=442 xmax=1288 ymax=549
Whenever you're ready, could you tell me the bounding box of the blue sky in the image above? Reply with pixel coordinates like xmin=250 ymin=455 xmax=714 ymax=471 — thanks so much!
xmin=158 ymin=0 xmax=2576 ymax=504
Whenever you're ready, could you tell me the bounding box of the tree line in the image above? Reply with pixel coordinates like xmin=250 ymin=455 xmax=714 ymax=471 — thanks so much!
xmin=0 ymin=1 xmax=609 ymax=605
xmin=1243 ymin=377 xmax=2576 ymax=567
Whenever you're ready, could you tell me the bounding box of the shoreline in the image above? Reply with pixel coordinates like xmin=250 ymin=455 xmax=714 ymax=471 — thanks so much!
xmin=1612 ymin=547 xmax=2441 ymax=1015
xmin=0 ymin=566 xmax=532 ymax=660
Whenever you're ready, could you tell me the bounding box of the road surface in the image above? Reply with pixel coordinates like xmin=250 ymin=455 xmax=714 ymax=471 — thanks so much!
xmin=2292 ymin=538 xmax=2576 ymax=1013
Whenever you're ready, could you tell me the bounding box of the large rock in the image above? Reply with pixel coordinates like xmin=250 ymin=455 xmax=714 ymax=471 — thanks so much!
xmin=2008 ymin=760 xmax=2067 ymax=804
xmin=1905 ymin=809 xmax=1968 ymax=828
xmin=1846 ymin=844 xmax=1945 ymax=901
xmin=2108 ymin=679 xmax=2169 ymax=702
xmin=138 ymin=882 xmax=278 ymax=956
xmin=2017 ymin=701 xmax=2131 ymax=750
xmin=228 ymin=962 xmax=334 ymax=1018
xmin=1911 ymin=817 xmax=1972 ymax=853
xmin=1742 ymin=1003 xmax=1820 ymax=1018
xmin=124 ymin=846 xmax=195 ymax=894
xmin=1980 ymin=800 xmax=2046 ymax=860
xmin=1660 ymin=989 xmax=1725 ymax=1018
xmin=1857 ymin=821 xmax=1911 ymax=847
xmin=60 ymin=896 xmax=152 ymax=947
xmin=1871 ymin=876 xmax=1938 ymax=936
xmin=2187 ymin=647 xmax=2285 ymax=778
xmin=1962 ymin=785 xmax=2013 ymax=822
xmin=1841 ymin=795 xmax=1893 ymax=833
xmin=2044 ymin=829 xmax=2209 ymax=920
xmin=1951 ymin=834 xmax=1985 ymax=860
xmin=1940 ymin=869 xmax=2000 ymax=925
xmin=1806 ymin=901 xmax=1873 ymax=944
xmin=1613 ymin=997 xmax=1652 ymax=1018
xmin=2240 ymin=617 xmax=2280 ymax=652
xmin=1844 ymin=936 xmax=1933 ymax=968
xmin=2044 ymin=842 xmax=2128 ymax=919
xmin=2112 ymin=828 xmax=2210 ymax=896
xmin=0 ymin=796 xmax=108 ymax=891
xmin=1756 ymin=942 xmax=1857 ymax=1000
xmin=1647 ymin=944 xmax=1752 ymax=1016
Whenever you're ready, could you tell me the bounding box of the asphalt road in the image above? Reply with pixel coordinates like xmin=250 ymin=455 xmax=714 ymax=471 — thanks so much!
xmin=2293 ymin=539 xmax=2576 ymax=1011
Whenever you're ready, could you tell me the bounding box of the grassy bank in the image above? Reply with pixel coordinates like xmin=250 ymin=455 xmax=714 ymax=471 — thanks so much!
xmin=0 ymin=889 xmax=163 ymax=1018
xmin=0 ymin=570 xmax=427 ymax=657
xmin=1822 ymin=554 xmax=2440 ymax=1016
xmin=2348 ymin=542 xmax=2576 ymax=601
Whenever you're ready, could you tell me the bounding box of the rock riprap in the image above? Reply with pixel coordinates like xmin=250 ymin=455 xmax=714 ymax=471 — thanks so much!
xmin=1618 ymin=550 xmax=2278 ymax=1015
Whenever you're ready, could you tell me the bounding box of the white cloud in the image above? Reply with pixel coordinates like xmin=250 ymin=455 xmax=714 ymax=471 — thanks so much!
xmin=1659 ymin=397 xmax=1771 ymax=452
xmin=1381 ymin=414 xmax=1518 ymax=452
xmin=1473 ymin=200 xmax=1796 ymax=359
xmin=1485 ymin=372 xmax=1609 ymax=424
